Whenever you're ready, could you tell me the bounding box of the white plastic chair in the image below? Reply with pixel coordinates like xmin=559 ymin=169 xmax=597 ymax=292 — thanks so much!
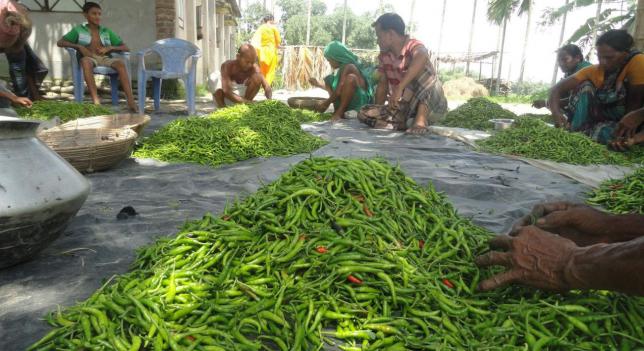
xmin=136 ymin=38 xmax=202 ymax=115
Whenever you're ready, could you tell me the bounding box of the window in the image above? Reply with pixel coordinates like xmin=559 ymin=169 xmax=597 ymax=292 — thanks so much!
xmin=21 ymin=0 xmax=103 ymax=12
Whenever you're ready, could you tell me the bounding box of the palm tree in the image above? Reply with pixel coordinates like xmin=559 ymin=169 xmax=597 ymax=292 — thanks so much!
xmin=487 ymin=0 xmax=532 ymax=93
xmin=437 ymin=0 xmax=448 ymax=57
xmin=517 ymin=0 xmax=533 ymax=83
xmin=466 ymin=0 xmax=478 ymax=76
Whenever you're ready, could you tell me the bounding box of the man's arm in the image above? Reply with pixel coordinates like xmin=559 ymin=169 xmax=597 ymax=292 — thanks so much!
xmin=0 ymin=85 xmax=31 ymax=107
xmin=548 ymin=76 xmax=581 ymax=128
xmin=397 ymin=47 xmax=429 ymax=93
xmin=625 ymin=84 xmax=644 ymax=114
xmin=566 ymin=236 xmax=644 ymax=295
xmin=57 ymin=38 xmax=92 ymax=58
xmin=374 ymin=71 xmax=388 ymax=105
xmin=476 ymin=226 xmax=644 ymax=296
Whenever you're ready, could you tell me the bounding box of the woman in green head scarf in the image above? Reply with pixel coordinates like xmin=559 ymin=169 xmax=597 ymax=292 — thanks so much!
xmin=309 ymin=41 xmax=373 ymax=121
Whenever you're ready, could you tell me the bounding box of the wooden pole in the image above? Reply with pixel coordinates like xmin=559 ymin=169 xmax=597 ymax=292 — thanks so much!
xmin=494 ymin=17 xmax=508 ymax=94
xmin=306 ymin=0 xmax=312 ymax=45
xmin=342 ymin=0 xmax=347 ymax=44
xmin=465 ymin=0 xmax=478 ymax=76
xmin=436 ymin=0 xmax=447 ymax=56
xmin=551 ymin=0 xmax=570 ymax=85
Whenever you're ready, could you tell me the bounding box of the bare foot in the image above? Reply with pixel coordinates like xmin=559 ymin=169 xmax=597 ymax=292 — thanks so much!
xmin=330 ymin=113 xmax=343 ymax=123
xmin=128 ymin=104 xmax=139 ymax=113
xmin=406 ymin=124 xmax=428 ymax=135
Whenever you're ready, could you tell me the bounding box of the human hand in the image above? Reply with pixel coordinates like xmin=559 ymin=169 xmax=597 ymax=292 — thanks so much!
xmin=553 ymin=114 xmax=569 ymax=129
xmin=532 ymin=100 xmax=546 ymax=109
xmin=614 ymin=111 xmax=644 ymax=140
xmin=330 ymin=112 xmax=343 ymax=123
xmin=264 ymin=86 xmax=272 ymax=99
xmin=475 ymin=226 xmax=578 ymax=292
xmin=77 ymin=46 xmax=92 ymax=57
xmin=610 ymin=132 xmax=644 ymax=151
xmin=97 ymin=46 xmax=111 ymax=55
xmin=389 ymin=86 xmax=403 ymax=109
xmin=509 ymin=202 xmax=615 ymax=246
xmin=11 ymin=95 xmax=32 ymax=108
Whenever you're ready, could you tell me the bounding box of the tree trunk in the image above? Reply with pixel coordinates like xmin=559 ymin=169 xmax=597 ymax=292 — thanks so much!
xmin=552 ymin=0 xmax=570 ymax=85
xmin=466 ymin=0 xmax=478 ymax=76
xmin=589 ymin=0 xmax=603 ymax=60
xmin=518 ymin=0 xmax=533 ymax=83
xmin=635 ymin=0 xmax=644 ymax=51
xmin=342 ymin=0 xmax=347 ymax=44
xmin=306 ymin=0 xmax=312 ymax=45
xmin=491 ymin=25 xmax=502 ymax=84
xmin=495 ymin=17 xmax=508 ymax=94
xmin=437 ymin=0 xmax=448 ymax=57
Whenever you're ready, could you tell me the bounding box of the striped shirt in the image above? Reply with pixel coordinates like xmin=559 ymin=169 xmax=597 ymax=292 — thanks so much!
xmin=378 ymin=38 xmax=430 ymax=89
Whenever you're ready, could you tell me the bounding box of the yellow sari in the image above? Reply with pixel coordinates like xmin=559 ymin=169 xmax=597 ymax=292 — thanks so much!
xmin=251 ymin=24 xmax=281 ymax=85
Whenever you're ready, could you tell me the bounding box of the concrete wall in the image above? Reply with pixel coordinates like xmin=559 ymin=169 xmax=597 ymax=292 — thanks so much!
xmin=0 ymin=0 xmax=156 ymax=80
xmin=0 ymin=0 xmax=237 ymax=86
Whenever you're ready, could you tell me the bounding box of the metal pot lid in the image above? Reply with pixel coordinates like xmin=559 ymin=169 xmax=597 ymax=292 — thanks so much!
xmin=0 ymin=117 xmax=40 ymax=139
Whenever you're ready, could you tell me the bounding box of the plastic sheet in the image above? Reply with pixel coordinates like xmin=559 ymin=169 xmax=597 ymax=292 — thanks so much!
xmin=0 ymin=117 xmax=590 ymax=350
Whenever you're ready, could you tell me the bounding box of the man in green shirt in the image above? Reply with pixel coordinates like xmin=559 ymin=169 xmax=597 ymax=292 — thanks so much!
xmin=57 ymin=2 xmax=136 ymax=112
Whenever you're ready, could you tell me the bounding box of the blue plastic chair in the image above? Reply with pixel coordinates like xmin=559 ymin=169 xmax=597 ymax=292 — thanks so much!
xmin=136 ymin=38 xmax=202 ymax=115
xmin=65 ymin=48 xmax=131 ymax=106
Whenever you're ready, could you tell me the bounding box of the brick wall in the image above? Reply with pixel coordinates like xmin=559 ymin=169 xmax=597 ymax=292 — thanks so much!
xmin=156 ymin=0 xmax=176 ymax=39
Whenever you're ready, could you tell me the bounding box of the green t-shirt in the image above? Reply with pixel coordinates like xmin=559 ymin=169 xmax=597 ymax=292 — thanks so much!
xmin=62 ymin=24 xmax=123 ymax=47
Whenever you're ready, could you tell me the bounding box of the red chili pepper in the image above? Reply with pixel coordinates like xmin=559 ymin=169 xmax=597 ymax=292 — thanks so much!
xmin=315 ymin=246 xmax=328 ymax=254
xmin=186 ymin=335 xmax=196 ymax=342
xmin=419 ymin=240 xmax=425 ymax=249
xmin=222 ymin=215 xmax=230 ymax=221
xmin=299 ymin=234 xmax=306 ymax=241
xmin=442 ymin=278 xmax=454 ymax=289
xmin=347 ymin=275 xmax=363 ymax=284
xmin=353 ymin=194 xmax=365 ymax=203
xmin=363 ymin=205 xmax=373 ymax=217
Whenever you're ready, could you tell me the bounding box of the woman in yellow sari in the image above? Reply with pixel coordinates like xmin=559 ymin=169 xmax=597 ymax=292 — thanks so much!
xmin=251 ymin=15 xmax=281 ymax=86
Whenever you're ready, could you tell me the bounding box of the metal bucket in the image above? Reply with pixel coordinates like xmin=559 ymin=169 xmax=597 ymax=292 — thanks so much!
xmin=0 ymin=117 xmax=90 ymax=268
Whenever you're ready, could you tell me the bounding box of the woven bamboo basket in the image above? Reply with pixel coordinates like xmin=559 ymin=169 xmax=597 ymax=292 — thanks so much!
xmin=287 ymin=97 xmax=327 ymax=111
xmin=56 ymin=114 xmax=151 ymax=135
xmin=38 ymin=128 xmax=138 ymax=173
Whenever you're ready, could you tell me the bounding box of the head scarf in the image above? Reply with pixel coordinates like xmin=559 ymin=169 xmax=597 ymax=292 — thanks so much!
xmin=322 ymin=41 xmax=374 ymax=99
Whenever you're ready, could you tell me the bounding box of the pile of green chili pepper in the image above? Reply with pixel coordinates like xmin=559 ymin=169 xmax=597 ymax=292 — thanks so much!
xmin=16 ymin=100 xmax=113 ymax=123
xmin=30 ymin=157 xmax=644 ymax=350
xmin=439 ymin=97 xmax=517 ymax=131
xmin=478 ymin=118 xmax=644 ymax=166
xmin=587 ymin=167 xmax=644 ymax=214
xmin=518 ymin=113 xmax=556 ymax=124
xmin=133 ymin=101 xmax=329 ymax=167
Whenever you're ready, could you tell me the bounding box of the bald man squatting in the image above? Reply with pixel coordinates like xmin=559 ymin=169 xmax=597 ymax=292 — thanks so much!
xmin=208 ymin=43 xmax=272 ymax=107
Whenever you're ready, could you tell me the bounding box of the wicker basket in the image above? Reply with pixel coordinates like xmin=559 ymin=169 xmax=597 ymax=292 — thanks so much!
xmin=287 ymin=97 xmax=327 ymax=111
xmin=56 ymin=114 xmax=151 ymax=135
xmin=38 ymin=128 xmax=138 ymax=173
